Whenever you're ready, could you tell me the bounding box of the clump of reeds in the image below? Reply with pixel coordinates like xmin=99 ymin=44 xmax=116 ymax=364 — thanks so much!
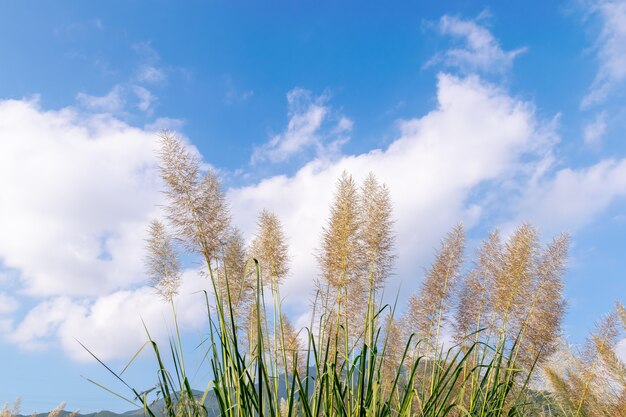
xmin=1 ymin=398 xmax=78 ymax=417
xmin=543 ymin=301 xmax=626 ymax=417
xmin=86 ymin=132 xmax=620 ymax=417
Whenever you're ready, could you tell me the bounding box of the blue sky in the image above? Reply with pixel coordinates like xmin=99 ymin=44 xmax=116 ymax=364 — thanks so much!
xmin=1 ymin=0 xmax=625 ymax=413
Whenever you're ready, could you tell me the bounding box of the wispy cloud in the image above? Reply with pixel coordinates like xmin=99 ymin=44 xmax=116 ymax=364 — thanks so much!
xmin=53 ymin=18 xmax=104 ymax=38
xmin=131 ymin=41 xmax=169 ymax=85
xmin=75 ymin=41 xmax=169 ymax=116
xmin=508 ymin=158 xmax=626 ymax=234
xmin=133 ymin=85 xmax=156 ymax=114
xmin=581 ymin=0 xmax=626 ymax=107
xmin=583 ymin=112 xmax=607 ymax=148
xmin=76 ymin=86 xmax=125 ymax=113
xmin=223 ymin=75 xmax=254 ymax=105
xmin=252 ymin=88 xmax=352 ymax=164
xmin=137 ymin=65 xmax=166 ymax=84
xmin=76 ymin=84 xmax=158 ymax=115
xmin=426 ymin=14 xmax=527 ymax=75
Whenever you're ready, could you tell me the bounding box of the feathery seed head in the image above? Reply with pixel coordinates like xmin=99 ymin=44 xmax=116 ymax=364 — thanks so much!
xmin=454 ymin=269 xmax=486 ymax=342
xmin=491 ymin=223 xmax=540 ymax=333
xmin=279 ymin=313 xmax=304 ymax=375
xmin=146 ymin=219 xmax=181 ymax=302
xmin=216 ymin=227 xmax=251 ymax=314
xmin=359 ymin=172 xmax=396 ymax=289
xmin=157 ymin=132 xmax=231 ymax=264
xmin=250 ymin=209 xmax=290 ymax=287
xmin=616 ymin=301 xmax=626 ymax=331
xmin=408 ymin=224 xmax=465 ymax=339
xmin=520 ymin=232 xmax=569 ymax=365
xmin=317 ymin=171 xmax=361 ymax=289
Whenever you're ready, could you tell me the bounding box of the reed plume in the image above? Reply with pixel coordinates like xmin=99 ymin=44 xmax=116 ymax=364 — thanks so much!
xmin=46 ymin=403 xmax=66 ymax=417
xmin=518 ymin=232 xmax=568 ymax=367
xmin=359 ymin=172 xmax=396 ymax=290
xmin=380 ymin=314 xmax=405 ymax=394
xmin=158 ymin=132 xmax=230 ymax=267
xmin=406 ymin=224 xmax=465 ymax=351
xmin=250 ymin=209 xmax=290 ymax=288
xmin=1 ymin=400 xmax=75 ymax=417
xmin=245 ymin=299 xmax=268 ymax=357
xmin=544 ymin=303 xmax=626 ymax=417
xmin=316 ymin=171 xmax=363 ymax=346
xmin=318 ymin=171 xmax=361 ymax=291
xmin=146 ymin=219 xmax=181 ymax=302
xmin=277 ymin=312 xmax=303 ymax=375
xmin=216 ymin=226 xmax=251 ymax=319
xmin=454 ymin=270 xmax=486 ymax=343
xmin=491 ymin=223 xmax=539 ymax=338
xmin=0 ymin=398 xmax=20 ymax=417
xmin=454 ymin=230 xmax=501 ymax=342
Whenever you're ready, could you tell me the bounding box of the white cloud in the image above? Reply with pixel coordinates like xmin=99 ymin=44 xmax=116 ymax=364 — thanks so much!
xmin=137 ymin=66 xmax=166 ymax=84
xmin=6 ymin=271 xmax=208 ymax=361
xmin=251 ymin=88 xmax=352 ymax=164
xmin=581 ymin=0 xmax=626 ymax=107
xmin=76 ymin=86 xmax=125 ymax=114
xmin=224 ymin=89 xmax=254 ymax=105
xmin=76 ymin=85 xmax=158 ymax=115
xmin=223 ymin=75 xmax=254 ymax=105
xmin=8 ymin=297 xmax=86 ymax=351
xmin=508 ymin=158 xmax=626 ymax=235
xmin=0 ymin=292 xmax=19 ymax=314
xmin=53 ymin=19 xmax=105 ymax=38
xmin=427 ymin=15 xmax=527 ymax=75
xmin=7 ymin=269 xmax=211 ymax=361
xmin=131 ymin=42 xmax=169 ymax=88
xmin=232 ymin=73 xmax=556 ymax=311
xmin=0 ymin=98 xmax=165 ymax=297
xmin=0 ymin=97 xmax=213 ymax=360
xmin=133 ymin=85 xmax=156 ymax=114
xmin=583 ymin=112 xmax=607 ymax=148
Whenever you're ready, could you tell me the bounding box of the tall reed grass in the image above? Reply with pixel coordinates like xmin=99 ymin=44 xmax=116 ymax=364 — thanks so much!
xmin=81 ymin=132 xmax=624 ymax=417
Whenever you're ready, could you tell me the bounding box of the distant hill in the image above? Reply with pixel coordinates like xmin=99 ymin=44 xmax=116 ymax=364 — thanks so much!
xmin=16 ymin=368 xmax=304 ymax=417
xmin=15 ymin=390 xmax=220 ymax=417
xmin=15 ymin=372 xmax=562 ymax=417
xmin=17 ymin=412 xmax=129 ymax=417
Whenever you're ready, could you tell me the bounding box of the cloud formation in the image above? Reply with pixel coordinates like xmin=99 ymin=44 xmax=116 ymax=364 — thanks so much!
xmin=251 ymin=88 xmax=352 ymax=164
xmin=137 ymin=65 xmax=166 ymax=84
xmin=8 ymin=270 xmax=209 ymax=361
xmin=581 ymin=0 xmax=626 ymax=107
xmin=583 ymin=112 xmax=607 ymax=148
xmin=0 ymin=98 xmax=163 ymax=297
xmin=427 ymin=15 xmax=526 ymax=75
xmin=509 ymin=158 xmax=626 ymax=235
xmin=76 ymin=86 xmax=126 ymax=114
xmin=0 ymin=99 xmax=212 ymax=360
